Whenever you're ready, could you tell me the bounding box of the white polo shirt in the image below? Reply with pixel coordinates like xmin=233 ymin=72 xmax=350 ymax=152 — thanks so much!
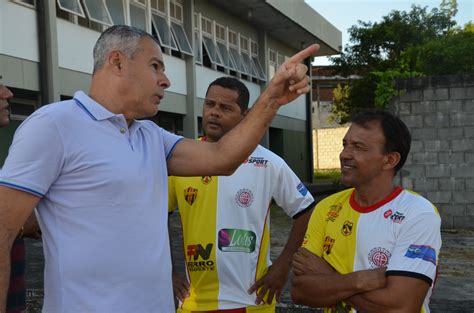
xmin=0 ymin=91 xmax=183 ymax=313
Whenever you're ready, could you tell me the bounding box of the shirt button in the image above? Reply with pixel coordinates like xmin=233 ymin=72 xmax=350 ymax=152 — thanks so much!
xmin=120 ymin=128 xmax=126 ymax=134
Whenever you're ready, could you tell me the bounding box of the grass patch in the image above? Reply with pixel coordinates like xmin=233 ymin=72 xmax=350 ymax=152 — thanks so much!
xmin=314 ymin=169 xmax=341 ymax=181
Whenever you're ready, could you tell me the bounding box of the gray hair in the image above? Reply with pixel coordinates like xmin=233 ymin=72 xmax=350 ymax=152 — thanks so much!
xmin=92 ymin=25 xmax=160 ymax=73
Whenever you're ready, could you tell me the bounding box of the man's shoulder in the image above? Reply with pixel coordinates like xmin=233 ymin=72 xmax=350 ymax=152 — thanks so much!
xmin=316 ymin=188 xmax=353 ymax=210
xmin=396 ymin=189 xmax=441 ymax=217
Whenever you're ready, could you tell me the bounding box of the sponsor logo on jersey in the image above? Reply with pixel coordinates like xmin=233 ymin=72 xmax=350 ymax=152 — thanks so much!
xmin=368 ymin=247 xmax=391 ymax=268
xmin=184 ymin=187 xmax=198 ymax=205
xmin=201 ymin=176 xmax=212 ymax=185
xmin=341 ymin=220 xmax=353 ymax=236
xmin=186 ymin=243 xmax=214 ymax=271
xmin=235 ymin=188 xmax=254 ymax=207
xmin=323 ymin=236 xmax=335 ymax=255
xmin=297 ymin=182 xmax=308 ymax=196
xmin=384 ymin=209 xmax=393 ymax=218
xmin=218 ymin=229 xmax=256 ymax=253
xmin=405 ymin=244 xmax=436 ymax=265
xmin=326 ymin=203 xmax=342 ymax=222
xmin=390 ymin=211 xmax=406 ymax=224
xmin=243 ymin=157 xmax=269 ymax=168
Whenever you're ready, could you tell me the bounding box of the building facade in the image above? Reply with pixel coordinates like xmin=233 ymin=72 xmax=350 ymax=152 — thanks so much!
xmin=0 ymin=0 xmax=341 ymax=181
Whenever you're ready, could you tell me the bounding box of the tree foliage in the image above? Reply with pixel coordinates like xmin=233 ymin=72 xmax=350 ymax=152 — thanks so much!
xmin=327 ymin=3 xmax=472 ymax=124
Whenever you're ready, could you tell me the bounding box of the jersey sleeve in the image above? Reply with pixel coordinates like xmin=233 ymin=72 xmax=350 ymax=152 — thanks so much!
xmin=302 ymin=202 xmax=327 ymax=257
xmin=168 ymin=176 xmax=178 ymax=213
xmin=0 ymin=111 xmax=64 ymax=197
xmin=386 ymin=210 xmax=441 ymax=286
xmin=272 ymin=161 xmax=314 ymax=218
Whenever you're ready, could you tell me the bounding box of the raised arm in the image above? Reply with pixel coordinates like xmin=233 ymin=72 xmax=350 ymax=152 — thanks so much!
xmin=167 ymin=44 xmax=319 ymax=176
xmin=0 ymin=187 xmax=40 ymax=311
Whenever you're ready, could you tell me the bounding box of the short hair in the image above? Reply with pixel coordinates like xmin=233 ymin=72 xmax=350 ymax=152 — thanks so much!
xmin=351 ymin=109 xmax=411 ymax=173
xmin=205 ymin=77 xmax=250 ymax=113
xmin=93 ymin=25 xmax=160 ymax=73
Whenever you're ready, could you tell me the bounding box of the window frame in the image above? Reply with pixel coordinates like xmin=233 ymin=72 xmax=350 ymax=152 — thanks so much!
xmin=81 ymin=0 xmax=113 ymax=26
xmin=57 ymin=0 xmax=86 ymax=18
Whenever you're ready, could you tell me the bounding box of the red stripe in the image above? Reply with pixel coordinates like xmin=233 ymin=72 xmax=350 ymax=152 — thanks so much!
xmin=350 ymin=186 xmax=403 ymax=213
xmin=7 ymin=274 xmax=25 ymax=293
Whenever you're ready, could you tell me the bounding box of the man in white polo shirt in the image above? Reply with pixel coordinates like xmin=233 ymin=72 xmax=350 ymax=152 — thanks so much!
xmin=0 ymin=26 xmax=318 ymax=313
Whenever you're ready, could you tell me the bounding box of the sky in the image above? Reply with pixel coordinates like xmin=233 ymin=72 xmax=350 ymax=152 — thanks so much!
xmin=305 ymin=0 xmax=474 ymax=65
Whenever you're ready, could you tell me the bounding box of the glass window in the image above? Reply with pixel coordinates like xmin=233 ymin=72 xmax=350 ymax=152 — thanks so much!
xmin=201 ymin=17 xmax=212 ymax=35
xmin=105 ymin=0 xmax=125 ymax=25
xmin=12 ymin=0 xmax=36 ymax=7
xmin=216 ymin=41 xmax=237 ymax=71
xmin=240 ymin=36 xmax=249 ymax=52
xmin=277 ymin=53 xmax=285 ymax=67
xmin=202 ymin=36 xmax=224 ymax=67
xmin=57 ymin=0 xmax=85 ymax=18
xmin=269 ymin=49 xmax=277 ymax=63
xmin=171 ymin=2 xmax=182 ymax=22
xmin=215 ymin=24 xmax=225 ymax=41
xmin=130 ymin=4 xmax=146 ymax=31
xmin=251 ymin=41 xmax=258 ymax=55
xmin=152 ymin=13 xmax=178 ymax=50
xmin=228 ymin=30 xmax=238 ymax=46
xmin=229 ymin=46 xmax=248 ymax=75
xmin=171 ymin=21 xmax=193 ymax=56
xmin=134 ymin=0 xmax=145 ymax=5
xmin=252 ymin=56 xmax=267 ymax=81
xmin=241 ymin=52 xmax=257 ymax=77
xmin=82 ymin=0 xmax=113 ymax=26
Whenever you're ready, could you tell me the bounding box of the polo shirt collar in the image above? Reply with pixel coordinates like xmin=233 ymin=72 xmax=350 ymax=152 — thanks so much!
xmin=73 ymin=91 xmax=117 ymax=121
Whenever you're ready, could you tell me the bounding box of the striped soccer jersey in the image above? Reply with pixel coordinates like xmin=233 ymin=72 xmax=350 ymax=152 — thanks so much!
xmin=169 ymin=144 xmax=314 ymax=311
xmin=303 ymin=187 xmax=441 ymax=313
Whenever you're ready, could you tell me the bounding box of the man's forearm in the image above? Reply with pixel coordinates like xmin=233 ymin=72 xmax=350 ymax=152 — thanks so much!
xmin=291 ymin=271 xmax=369 ymax=307
xmin=276 ymin=209 xmax=312 ymax=266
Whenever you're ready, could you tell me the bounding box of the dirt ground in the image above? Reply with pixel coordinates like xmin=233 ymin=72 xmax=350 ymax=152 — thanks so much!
xmin=24 ymin=206 xmax=474 ymax=312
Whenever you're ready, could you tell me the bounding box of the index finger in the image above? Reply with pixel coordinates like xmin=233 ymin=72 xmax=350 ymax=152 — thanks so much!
xmin=286 ymin=44 xmax=319 ymax=64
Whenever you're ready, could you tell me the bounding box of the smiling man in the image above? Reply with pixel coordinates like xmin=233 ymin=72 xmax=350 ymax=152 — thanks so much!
xmin=291 ymin=109 xmax=441 ymax=313
xmin=168 ymin=77 xmax=314 ymax=313
xmin=0 ymin=25 xmax=317 ymax=313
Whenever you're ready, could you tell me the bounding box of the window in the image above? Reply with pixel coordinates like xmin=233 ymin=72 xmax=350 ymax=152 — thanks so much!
xmin=11 ymin=0 xmax=36 ymax=8
xmin=82 ymin=0 xmax=113 ymax=26
xmin=171 ymin=22 xmax=193 ymax=55
xmin=130 ymin=3 xmax=146 ymax=31
xmin=150 ymin=0 xmax=165 ymax=12
xmin=227 ymin=30 xmax=246 ymax=74
xmin=152 ymin=13 xmax=178 ymax=50
xmin=170 ymin=2 xmax=182 ymax=22
xmin=214 ymin=24 xmax=237 ymax=71
xmin=57 ymin=0 xmax=85 ymax=18
xmin=239 ymin=35 xmax=255 ymax=77
xmin=201 ymin=17 xmax=212 ymax=35
xmin=202 ymin=36 xmax=224 ymax=67
xmin=250 ymin=40 xmax=266 ymax=81
xmin=105 ymin=0 xmax=125 ymax=25
xmin=277 ymin=53 xmax=285 ymax=68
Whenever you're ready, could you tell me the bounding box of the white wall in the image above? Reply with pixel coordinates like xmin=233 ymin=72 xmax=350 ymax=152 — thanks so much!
xmin=196 ymin=65 xmax=260 ymax=106
xmin=0 ymin=1 xmax=39 ymax=62
xmin=278 ymin=96 xmax=307 ymax=120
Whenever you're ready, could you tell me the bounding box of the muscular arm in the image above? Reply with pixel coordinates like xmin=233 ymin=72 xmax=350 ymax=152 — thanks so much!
xmin=0 ymin=186 xmax=40 ymax=311
xmin=167 ymin=45 xmax=319 ymax=176
xmin=347 ymin=273 xmax=430 ymax=312
xmin=291 ymin=249 xmax=386 ymax=307
xmin=249 ymin=208 xmax=313 ymax=304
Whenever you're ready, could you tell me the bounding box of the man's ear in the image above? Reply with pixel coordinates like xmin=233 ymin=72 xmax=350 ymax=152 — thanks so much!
xmin=107 ymin=51 xmax=124 ymax=74
xmin=383 ymin=151 xmax=401 ymax=171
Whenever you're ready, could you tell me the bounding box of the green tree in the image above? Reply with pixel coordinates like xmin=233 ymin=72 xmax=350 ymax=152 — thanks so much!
xmin=328 ymin=3 xmax=460 ymax=123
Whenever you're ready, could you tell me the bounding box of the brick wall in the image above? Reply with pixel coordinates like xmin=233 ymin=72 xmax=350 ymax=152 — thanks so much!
xmin=392 ymin=75 xmax=474 ymax=229
xmin=313 ymin=127 xmax=349 ymax=170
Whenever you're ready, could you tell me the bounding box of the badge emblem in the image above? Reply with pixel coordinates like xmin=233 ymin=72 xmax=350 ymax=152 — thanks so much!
xmin=341 ymin=221 xmax=353 ymax=236
xmin=184 ymin=187 xmax=198 ymax=205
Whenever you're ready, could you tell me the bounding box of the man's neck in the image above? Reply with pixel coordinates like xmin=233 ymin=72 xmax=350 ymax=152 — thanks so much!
xmin=353 ymin=181 xmax=397 ymax=208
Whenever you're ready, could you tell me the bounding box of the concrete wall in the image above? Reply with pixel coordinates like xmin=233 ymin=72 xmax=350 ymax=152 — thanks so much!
xmin=313 ymin=127 xmax=348 ymax=170
xmin=392 ymin=75 xmax=474 ymax=230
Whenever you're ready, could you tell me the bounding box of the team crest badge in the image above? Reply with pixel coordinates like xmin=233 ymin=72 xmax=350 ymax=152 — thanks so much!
xmin=201 ymin=176 xmax=212 ymax=185
xmin=184 ymin=187 xmax=198 ymax=205
xmin=323 ymin=236 xmax=335 ymax=255
xmin=341 ymin=221 xmax=353 ymax=236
